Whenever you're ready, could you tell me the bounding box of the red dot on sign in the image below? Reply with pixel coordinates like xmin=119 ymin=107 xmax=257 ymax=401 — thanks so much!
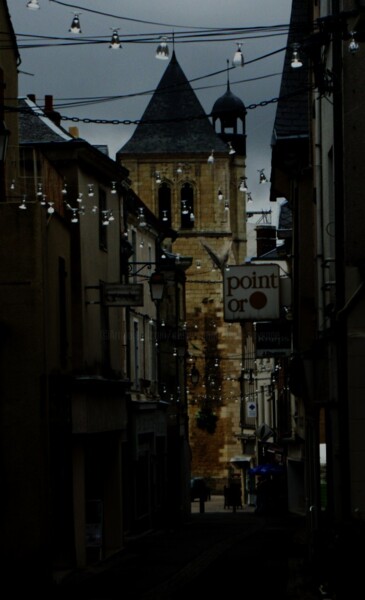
xmin=250 ymin=291 xmax=267 ymax=309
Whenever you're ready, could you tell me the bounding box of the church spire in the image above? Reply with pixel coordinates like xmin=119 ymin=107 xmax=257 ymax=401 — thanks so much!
xmin=118 ymin=52 xmax=228 ymax=155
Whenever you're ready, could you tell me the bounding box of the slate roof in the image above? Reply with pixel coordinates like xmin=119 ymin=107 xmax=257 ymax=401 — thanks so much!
xmin=212 ymin=82 xmax=246 ymax=118
xmin=19 ymin=97 xmax=78 ymax=145
xmin=271 ymin=0 xmax=311 ymax=143
xmin=117 ymin=51 xmax=228 ymax=155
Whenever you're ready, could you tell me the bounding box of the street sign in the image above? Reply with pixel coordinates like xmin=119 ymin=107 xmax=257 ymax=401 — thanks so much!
xmin=247 ymin=402 xmax=257 ymax=418
xmin=102 ymin=283 xmax=144 ymax=306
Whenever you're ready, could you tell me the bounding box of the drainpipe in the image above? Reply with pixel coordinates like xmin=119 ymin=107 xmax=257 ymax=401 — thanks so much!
xmin=332 ymin=0 xmax=349 ymax=522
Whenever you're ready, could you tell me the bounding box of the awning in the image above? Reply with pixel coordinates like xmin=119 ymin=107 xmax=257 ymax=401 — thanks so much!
xmin=248 ymin=463 xmax=285 ymax=476
xmin=229 ymin=455 xmax=252 ymax=468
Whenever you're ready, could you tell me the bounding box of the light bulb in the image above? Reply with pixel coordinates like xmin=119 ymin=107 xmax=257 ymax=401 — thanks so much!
xmin=228 ymin=142 xmax=236 ymax=155
xmin=47 ymin=202 xmax=55 ymax=214
xmin=218 ymin=188 xmax=224 ymax=201
xmin=110 ymin=29 xmax=122 ymax=49
xmin=258 ymin=169 xmax=268 ymax=183
xmin=111 ymin=181 xmax=117 ymax=194
xmin=27 ymin=0 xmax=40 ymax=9
xmin=232 ymin=42 xmax=244 ymax=68
xmin=207 ymin=150 xmax=214 ymax=164
xmin=291 ymin=44 xmax=303 ymax=69
xmin=348 ymin=32 xmax=359 ymax=54
xmin=156 ymin=37 xmax=169 ymax=60
xmin=19 ymin=196 xmax=27 ymax=210
xmin=239 ymin=177 xmax=248 ymax=192
xmin=69 ymin=14 xmax=81 ymax=34
xmin=181 ymin=200 xmax=189 ymax=214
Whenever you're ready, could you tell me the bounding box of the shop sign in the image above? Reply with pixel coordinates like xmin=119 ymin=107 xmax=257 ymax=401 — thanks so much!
xmin=102 ymin=283 xmax=144 ymax=306
xmin=255 ymin=320 xmax=292 ymax=357
xmin=223 ymin=264 xmax=280 ymax=321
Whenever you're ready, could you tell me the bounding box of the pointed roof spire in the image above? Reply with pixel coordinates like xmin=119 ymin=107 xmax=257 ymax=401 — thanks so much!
xmin=118 ymin=52 xmax=228 ymax=154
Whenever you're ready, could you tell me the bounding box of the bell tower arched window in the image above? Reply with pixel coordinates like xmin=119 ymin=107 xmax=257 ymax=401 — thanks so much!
xmin=158 ymin=182 xmax=171 ymax=227
xmin=180 ymin=183 xmax=194 ymax=229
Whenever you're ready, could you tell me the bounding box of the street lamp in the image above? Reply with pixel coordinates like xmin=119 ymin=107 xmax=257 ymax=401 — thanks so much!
xmin=149 ymin=271 xmax=165 ymax=302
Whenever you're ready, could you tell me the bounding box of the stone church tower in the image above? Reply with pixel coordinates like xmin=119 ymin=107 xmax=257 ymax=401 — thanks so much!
xmin=117 ymin=51 xmax=249 ymax=491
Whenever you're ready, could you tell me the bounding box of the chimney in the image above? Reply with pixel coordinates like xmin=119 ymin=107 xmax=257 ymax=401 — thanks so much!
xmin=68 ymin=126 xmax=79 ymax=138
xmin=256 ymin=225 xmax=277 ymax=257
xmin=44 ymin=95 xmax=61 ymax=127
xmin=27 ymin=94 xmax=36 ymax=103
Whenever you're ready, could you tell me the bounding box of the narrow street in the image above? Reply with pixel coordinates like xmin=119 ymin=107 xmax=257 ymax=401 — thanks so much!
xmin=54 ymin=497 xmax=317 ymax=600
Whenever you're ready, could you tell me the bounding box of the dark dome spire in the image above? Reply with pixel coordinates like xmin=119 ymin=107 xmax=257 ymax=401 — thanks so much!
xmin=212 ymin=60 xmax=246 ymax=125
xmin=211 ymin=61 xmax=246 ymax=155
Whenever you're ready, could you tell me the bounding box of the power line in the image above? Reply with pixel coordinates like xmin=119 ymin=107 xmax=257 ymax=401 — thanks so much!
xmin=6 ymin=83 xmax=313 ymax=126
xmin=49 ymin=0 xmax=293 ymax=33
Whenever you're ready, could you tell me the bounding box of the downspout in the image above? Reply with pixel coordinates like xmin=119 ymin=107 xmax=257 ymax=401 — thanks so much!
xmin=332 ymin=0 xmax=349 ymax=522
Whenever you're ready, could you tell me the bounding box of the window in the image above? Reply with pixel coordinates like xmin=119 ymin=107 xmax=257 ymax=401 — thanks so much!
xmin=180 ymin=183 xmax=194 ymax=229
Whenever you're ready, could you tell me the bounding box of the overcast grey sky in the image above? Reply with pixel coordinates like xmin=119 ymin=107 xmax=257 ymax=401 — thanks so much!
xmin=8 ymin=0 xmax=292 ymax=224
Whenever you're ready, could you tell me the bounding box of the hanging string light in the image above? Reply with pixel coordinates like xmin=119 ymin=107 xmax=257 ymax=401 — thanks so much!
xmin=232 ymin=42 xmax=244 ymax=67
xmin=348 ymin=31 xmax=359 ymax=54
xmin=258 ymin=169 xmax=268 ymax=183
xmin=290 ymin=43 xmax=303 ymax=68
xmin=109 ymin=28 xmax=122 ymax=49
xmin=19 ymin=195 xmax=27 ymax=210
xmin=138 ymin=207 xmax=146 ymax=227
xmin=228 ymin=141 xmax=236 ymax=155
xmin=207 ymin=150 xmax=214 ymax=164
xmin=239 ymin=177 xmax=248 ymax=192
xmin=155 ymin=36 xmax=169 ymax=60
xmin=181 ymin=200 xmax=189 ymax=214
xmin=69 ymin=13 xmax=82 ymax=34
xmin=27 ymin=0 xmax=40 ymax=9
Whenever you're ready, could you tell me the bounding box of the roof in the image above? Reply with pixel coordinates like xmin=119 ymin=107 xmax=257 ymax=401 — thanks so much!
xmin=212 ymin=82 xmax=246 ymax=118
xmin=18 ymin=96 xmax=129 ymax=181
xmin=19 ymin=97 xmax=77 ymax=144
xmin=117 ymin=51 xmax=228 ymax=155
xmin=271 ymin=0 xmax=311 ymax=143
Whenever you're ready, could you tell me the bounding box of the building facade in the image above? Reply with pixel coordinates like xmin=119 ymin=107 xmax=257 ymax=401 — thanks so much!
xmin=117 ymin=51 xmax=251 ymax=492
